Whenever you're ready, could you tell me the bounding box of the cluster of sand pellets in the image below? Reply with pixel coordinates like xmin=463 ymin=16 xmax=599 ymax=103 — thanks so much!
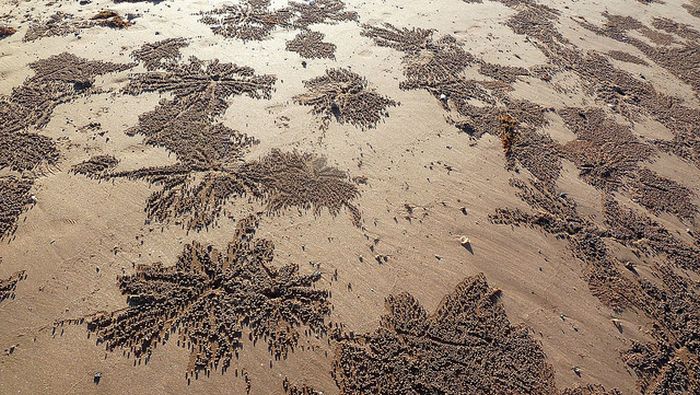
xmin=491 ymin=181 xmax=700 ymax=391
xmin=0 ymin=177 xmax=35 ymax=239
xmin=199 ymin=0 xmax=293 ymax=42
xmin=603 ymin=198 xmax=700 ymax=272
xmin=239 ymin=149 xmax=362 ymax=226
xmin=621 ymin=265 xmax=700 ymax=394
xmin=480 ymin=3 xmax=700 ymax=384
xmin=0 ymin=0 xmax=697 ymax=392
xmin=24 ymin=10 xmax=130 ymax=42
xmin=629 ymin=168 xmax=697 ymax=221
xmin=1 ymin=53 xmax=132 ymax=137
xmin=0 ymin=270 xmax=25 ymax=303
xmin=605 ymin=50 xmax=648 ymax=65
xmin=293 ymin=68 xmax=398 ymax=129
xmin=0 ymin=53 xmax=130 ymax=237
xmin=501 ymin=1 xmax=700 ymax=169
xmin=288 ymin=0 xmax=357 ymax=28
xmin=72 ymin=41 xmax=363 ymax=230
xmin=360 ymin=22 xmax=563 ymax=185
xmin=332 ymin=274 xmax=559 ymax=394
xmin=103 ymin=51 xmax=271 ymax=230
xmin=282 ymin=379 xmax=323 ymax=395
xmin=561 ymin=385 xmax=622 ymax=395
xmin=123 ymin=57 xmax=276 ymax=117
xmin=286 ymin=31 xmax=336 ymax=59
xmin=71 ymin=155 xmax=119 ymax=179
xmin=685 ymin=0 xmax=700 ymax=17
xmin=200 ymin=0 xmax=355 ymax=61
xmin=200 ymin=0 xmax=356 ymax=40
xmin=490 ymin=179 xmax=634 ymax=313
xmin=130 ymin=38 xmax=190 ymax=71
xmin=557 ymin=108 xmax=656 ymax=192
xmin=87 ymin=215 xmax=331 ymax=377
xmin=577 ymin=13 xmax=700 ymax=94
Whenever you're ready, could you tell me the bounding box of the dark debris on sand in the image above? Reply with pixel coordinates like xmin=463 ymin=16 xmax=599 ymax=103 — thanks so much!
xmin=0 ymin=25 xmax=16 ymax=38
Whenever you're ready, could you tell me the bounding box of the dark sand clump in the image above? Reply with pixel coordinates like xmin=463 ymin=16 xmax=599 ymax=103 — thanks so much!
xmin=558 ymin=107 xmax=655 ymax=192
xmin=240 ymin=149 xmax=362 ymax=226
xmin=87 ymin=215 xmax=330 ymax=377
xmin=294 ymin=68 xmax=397 ymax=129
xmin=286 ymin=31 xmax=336 ymax=59
xmin=282 ymin=379 xmax=323 ymax=395
xmin=621 ymin=265 xmax=700 ymax=394
xmin=332 ymin=273 xmax=558 ymax=394
xmin=199 ymin=0 xmax=293 ymax=41
xmin=131 ymin=38 xmax=190 ymax=70
xmin=0 ymin=270 xmax=25 ymax=303
xmin=288 ymin=0 xmax=357 ymax=28
xmin=71 ymin=155 xmax=119 ymax=179
xmin=578 ymin=13 xmax=700 ymax=94
xmin=606 ymin=50 xmax=648 ymax=65
xmin=491 ymin=179 xmax=634 ymax=312
xmin=630 ymin=168 xmax=697 ymax=221
xmin=604 ymin=198 xmax=700 ymax=271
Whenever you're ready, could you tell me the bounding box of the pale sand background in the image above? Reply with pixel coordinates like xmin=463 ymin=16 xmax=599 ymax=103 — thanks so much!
xmin=1 ymin=0 xmax=698 ymax=393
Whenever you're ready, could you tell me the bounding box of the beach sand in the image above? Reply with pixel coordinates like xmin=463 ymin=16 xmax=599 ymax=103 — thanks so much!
xmin=1 ymin=0 xmax=698 ymax=394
